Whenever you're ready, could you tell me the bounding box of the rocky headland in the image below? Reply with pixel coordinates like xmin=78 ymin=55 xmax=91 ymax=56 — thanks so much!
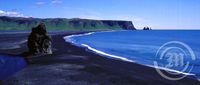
xmin=0 ymin=16 xmax=136 ymax=30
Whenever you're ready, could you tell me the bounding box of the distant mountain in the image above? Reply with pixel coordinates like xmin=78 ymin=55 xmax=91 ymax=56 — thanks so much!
xmin=0 ymin=16 xmax=136 ymax=30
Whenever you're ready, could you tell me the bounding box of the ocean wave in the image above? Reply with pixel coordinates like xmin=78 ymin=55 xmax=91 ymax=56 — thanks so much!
xmin=64 ymin=32 xmax=95 ymax=43
xmin=148 ymin=64 xmax=195 ymax=76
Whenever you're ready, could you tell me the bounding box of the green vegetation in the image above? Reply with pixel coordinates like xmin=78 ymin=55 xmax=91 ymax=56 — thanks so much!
xmin=0 ymin=16 xmax=136 ymax=30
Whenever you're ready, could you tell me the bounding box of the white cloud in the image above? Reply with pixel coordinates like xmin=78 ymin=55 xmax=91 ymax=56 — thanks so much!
xmin=51 ymin=0 xmax=62 ymax=4
xmin=0 ymin=10 xmax=28 ymax=17
xmin=36 ymin=2 xmax=46 ymax=5
xmin=34 ymin=0 xmax=62 ymax=7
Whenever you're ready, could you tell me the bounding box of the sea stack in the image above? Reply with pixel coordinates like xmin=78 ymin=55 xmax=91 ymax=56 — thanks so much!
xmin=27 ymin=22 xmax=52 ymax=55
xmin=143 ymin=27 xmax=152 ymax=30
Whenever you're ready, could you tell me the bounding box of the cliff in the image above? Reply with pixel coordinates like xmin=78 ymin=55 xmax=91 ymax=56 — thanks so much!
xmin=0 ymin=16 xmax=136 ymax=30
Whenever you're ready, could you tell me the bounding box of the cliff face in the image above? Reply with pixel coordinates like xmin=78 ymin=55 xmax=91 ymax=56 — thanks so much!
xmin=101 ymin=20 xmax=135 ymax=30
xmin=0 ymin=16 xmax=136 ymax=30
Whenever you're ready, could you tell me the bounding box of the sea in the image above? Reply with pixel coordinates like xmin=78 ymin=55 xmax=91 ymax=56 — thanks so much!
xmin=64 ymin=30 xmax=200 ymax=80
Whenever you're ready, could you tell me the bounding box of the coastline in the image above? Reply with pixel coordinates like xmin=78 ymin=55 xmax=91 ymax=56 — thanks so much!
xmin=0 ymin=31 xmax=200 ymax=85
xmin=64 ymin=30 xmax=197 ymax=77
xmin=63 ymin=30 xmax=135 ymax=63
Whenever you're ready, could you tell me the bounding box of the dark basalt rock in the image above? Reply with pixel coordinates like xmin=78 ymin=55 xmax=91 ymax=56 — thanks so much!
xmin=27 ymin=22 xmax=52 ymax=55
xmin=143 ymin=27 xmax=152 ymax=30
xmin=102 ymin=21 xmax=136 ymax=30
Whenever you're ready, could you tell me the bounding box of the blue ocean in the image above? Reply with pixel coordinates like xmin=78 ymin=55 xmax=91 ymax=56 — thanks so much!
xmin=64 ymin=30 xmax=200 ymax=80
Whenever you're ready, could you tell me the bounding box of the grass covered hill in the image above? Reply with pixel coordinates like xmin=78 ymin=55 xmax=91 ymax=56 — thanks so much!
xmin=0 ymin=16 xmax=136 ymax=30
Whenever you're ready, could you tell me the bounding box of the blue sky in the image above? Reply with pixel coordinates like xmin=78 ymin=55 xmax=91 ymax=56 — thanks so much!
xmin=0 ymin=0 xmax=200 ymax=29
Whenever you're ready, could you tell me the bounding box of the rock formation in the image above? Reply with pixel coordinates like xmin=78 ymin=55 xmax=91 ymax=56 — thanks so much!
xmin=27 ymin=22 xmax=52 ymax=55
xmin=143 ymin=27 xmax=152 ymax=30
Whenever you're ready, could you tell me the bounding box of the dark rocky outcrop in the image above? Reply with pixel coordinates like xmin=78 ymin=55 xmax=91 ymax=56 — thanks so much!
xmin=101 ymin=21 xmax=135 ymax=30
xmin=27 ymin=23 xmax=52 ymax=55
xmin=143 ymin=27 xmax=152 ymax=30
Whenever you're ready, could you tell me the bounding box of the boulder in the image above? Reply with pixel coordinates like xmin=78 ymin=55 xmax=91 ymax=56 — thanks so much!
xmin=27 ymin=23 xmax=52 ymax=55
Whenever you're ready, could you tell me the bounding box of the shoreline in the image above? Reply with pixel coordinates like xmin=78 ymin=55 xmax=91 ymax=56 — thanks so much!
xmin=63 ymin=30 xmax=135 ymax=63
xmin=64 ymin=30 xmax=197 ymax=78
xmin=0 ymin=31 xmax=200 ymax=85
xmin=61 ymin=31 xmax=200 ymax=84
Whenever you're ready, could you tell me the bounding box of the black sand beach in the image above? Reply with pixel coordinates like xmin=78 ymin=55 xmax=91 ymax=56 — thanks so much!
xmin=0 ymin=31 xmax=200 ymax=85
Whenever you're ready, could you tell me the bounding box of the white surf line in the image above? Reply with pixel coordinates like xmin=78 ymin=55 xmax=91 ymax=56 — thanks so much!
xmin=146 ymin=64 xmax=196 ymax=76
xmin=63 ymin=30 xmax=126 ymax=42
xmin=64 ymin=32 xmax=95 ymax=42
xmin=81 ymin=44 xmax=135 ymax=63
